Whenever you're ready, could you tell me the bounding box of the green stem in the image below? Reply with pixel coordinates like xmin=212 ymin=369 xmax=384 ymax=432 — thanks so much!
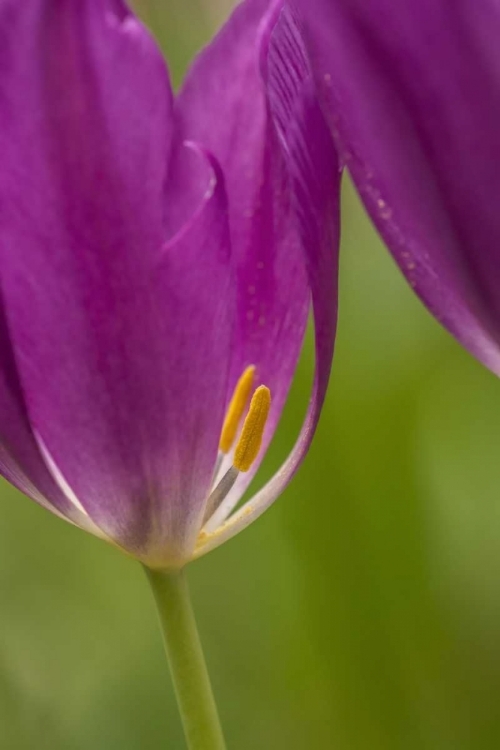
xmin=144 ymin=566 xmax=227 ymax=750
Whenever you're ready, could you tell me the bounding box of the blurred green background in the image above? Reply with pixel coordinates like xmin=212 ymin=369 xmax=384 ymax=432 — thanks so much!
xmin=1 ymin=2 xmax=500 ymax=748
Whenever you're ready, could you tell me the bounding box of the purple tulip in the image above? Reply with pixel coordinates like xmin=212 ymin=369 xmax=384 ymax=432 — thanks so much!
xmin=0 ymin=0 xmax=339 ymax=568
xmin=294 ymin=0 xmax=500 ymax=375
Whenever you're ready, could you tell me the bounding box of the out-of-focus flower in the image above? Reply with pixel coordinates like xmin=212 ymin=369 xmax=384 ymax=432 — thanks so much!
xmin=294 ymin=0 xmax=500 ymax=375
xmin=0 ymin=0 xmax=339 ymax=568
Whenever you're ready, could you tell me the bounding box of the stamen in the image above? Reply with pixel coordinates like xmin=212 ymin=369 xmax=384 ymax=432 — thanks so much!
xmin=233 ymin=385 xmax=271 ymax=472
xmin=204 ymin=377 xmax=271 ymax=532
xmin=219 ymin=365 xmax=255 ymax=453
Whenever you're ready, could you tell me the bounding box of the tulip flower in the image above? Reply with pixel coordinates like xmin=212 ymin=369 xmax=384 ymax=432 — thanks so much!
xmin=0 ymin=0 xmax=338 ymax=568
xmin=294 ymin=0 xmax=500 ymax=375
xmin=0 ymin=0 xmax=338 ymax=746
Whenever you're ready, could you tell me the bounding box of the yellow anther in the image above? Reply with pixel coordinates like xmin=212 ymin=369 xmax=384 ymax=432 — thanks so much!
xmin=233 ymin=385 xmax=271 ymax=472
xmin=219 ymin=365 xmax=256 ymax=453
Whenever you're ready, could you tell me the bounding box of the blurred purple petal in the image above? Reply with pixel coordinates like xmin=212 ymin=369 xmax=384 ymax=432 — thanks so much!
xmin=295 ymin=0 xmax=500 ymax=374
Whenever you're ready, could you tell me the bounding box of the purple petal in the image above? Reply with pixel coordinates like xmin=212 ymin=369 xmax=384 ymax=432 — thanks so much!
xmin=295 ymin=0 xmax=500 ymax=374
xmin=0 ymin=0 xmax=233 ymax=565
xmin=0 ymin=304 xmax=101 ymax=532
xmin=196 ymin=3 xmax=340 ymax=555
xmin=169 ymin=0 xmax=311 ymax=501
